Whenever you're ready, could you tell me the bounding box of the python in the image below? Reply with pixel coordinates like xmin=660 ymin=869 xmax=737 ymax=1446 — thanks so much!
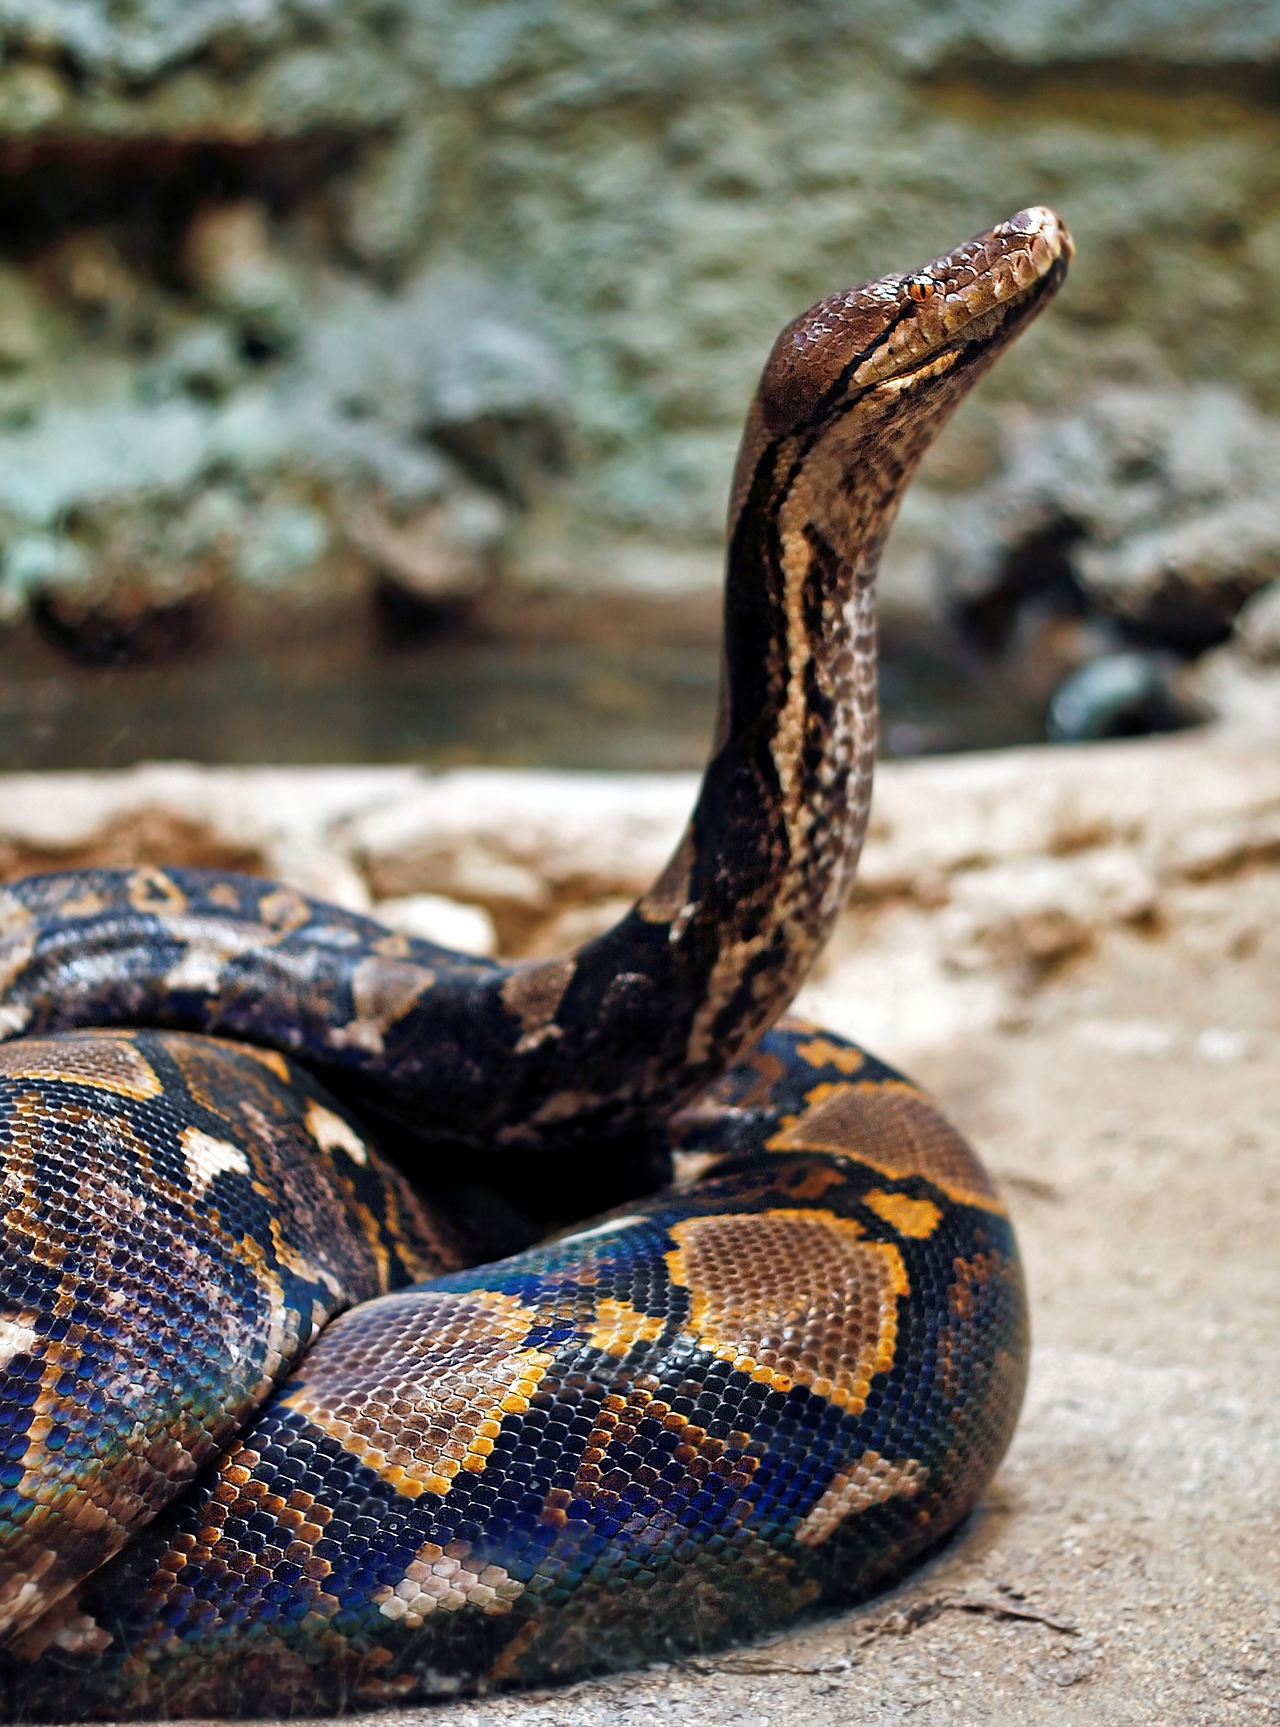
xmin=0 ymin=206 xmax=1069 ymax=1718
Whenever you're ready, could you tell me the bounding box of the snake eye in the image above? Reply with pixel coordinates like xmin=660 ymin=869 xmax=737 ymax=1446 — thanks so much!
xmin=907 ymin=277 xmax=939 ymax=303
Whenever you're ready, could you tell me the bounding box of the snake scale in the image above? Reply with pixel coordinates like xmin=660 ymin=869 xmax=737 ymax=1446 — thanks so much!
xmin=0 ymin=207 xmax=1070 ymax=1719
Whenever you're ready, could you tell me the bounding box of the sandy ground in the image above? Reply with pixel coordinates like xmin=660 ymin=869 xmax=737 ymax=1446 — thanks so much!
xmin=340 ymin=746 xmax=1278 ymax=1727
xmin=5 ymin=731 xmax=1275 ymax=1725
xmin=356 ymin=904 xmax=1280 ymax=1727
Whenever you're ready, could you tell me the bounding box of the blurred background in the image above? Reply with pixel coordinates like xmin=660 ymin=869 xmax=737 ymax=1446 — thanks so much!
xmin=0 ymin=0 xmax=1277 ymax=773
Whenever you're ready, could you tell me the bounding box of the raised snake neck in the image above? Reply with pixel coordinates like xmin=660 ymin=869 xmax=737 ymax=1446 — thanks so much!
xmin=0 ymin=210 xmax=1071 ymax=1175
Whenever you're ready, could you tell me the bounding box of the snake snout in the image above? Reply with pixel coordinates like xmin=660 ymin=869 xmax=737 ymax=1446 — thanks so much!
xmin=1002 ymin=204 xmax=1075 ymax=263
xmin=757 ymin=206 xmax=1071 ymax=437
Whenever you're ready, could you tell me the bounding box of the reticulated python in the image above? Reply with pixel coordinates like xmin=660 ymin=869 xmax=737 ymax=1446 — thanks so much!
xmin=0 ymin=208 xmax=1070 ymax=1719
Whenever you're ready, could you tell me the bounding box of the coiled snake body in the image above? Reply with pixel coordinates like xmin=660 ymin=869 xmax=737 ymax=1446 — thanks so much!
xmin=0 ymin=208 xmax=1070 ymax=1719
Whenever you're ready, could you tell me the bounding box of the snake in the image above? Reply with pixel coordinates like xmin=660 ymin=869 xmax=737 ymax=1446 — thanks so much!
xmin=0 ymin=207 xmax=1070 ymax=1720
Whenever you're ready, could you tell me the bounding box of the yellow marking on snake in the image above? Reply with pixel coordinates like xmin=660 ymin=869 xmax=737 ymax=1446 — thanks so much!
xmin=237 ymin=1045 xmax=291 ymax=1082
xmin=180 ymin=1128 xmax=251 ymax=1196
xmin=500 ymin=960 xmax=576 ymax=1055
xmin=329 ymin=958 xmax=437 ymax=1054
xmin=55 ymin=892 xmax=105 ymax=919
xmin=305 ymin=1100 xmax=368 ymax=1165
xmin=376 ymin=1539 xmax=525 ymax=1624
xmin=267 ymin=1217 xmax=345 ymax=1302
xmin=0 ymin=1317 xmax=39 ymax=1372
xmin=257 ymin=889 xmax=311 ymax=933
xmin=127 ymin=868 xmax=187 ymax=916
xmin=794 ymin=1452 xmax=927 ymax=1547
xmin=864 ymin=1189 xmax=943 ymax=1239
xmin=588 ymin=1297 xmax=667 ymax=1357
xmin=796 ymin=1036 xmax=865 ymax=1074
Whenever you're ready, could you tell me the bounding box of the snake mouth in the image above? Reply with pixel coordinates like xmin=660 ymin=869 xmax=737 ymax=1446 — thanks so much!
xmin=924 ymin=205 xmax=1072 ymax=315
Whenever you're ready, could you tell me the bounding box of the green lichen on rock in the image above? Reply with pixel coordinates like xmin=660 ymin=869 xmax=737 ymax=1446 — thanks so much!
xmin=0 ymin=0 xmax=1276 ymax=632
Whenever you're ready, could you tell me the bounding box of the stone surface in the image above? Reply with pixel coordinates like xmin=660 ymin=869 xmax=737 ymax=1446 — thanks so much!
xmin=1235 ymin=579 xmax=1280 ymax=662
xmin=1044 ymin=651 xmax=1193 ymax=743
xmin=3 ymin=727 xmax=1277 ymax=1724
xmin=371 ymin=891 xmax=498 ymax=956
xmin=918 ymin=386 xmax=1280 ymax=652
xmin=1181 ymin=645 xmax=1280 ymax=738
xmin=0 ymin=253 xmax=559 ymax=631
xmin=0 ymin=1 xmax=1276 ymax=638
xmin=4 ymin=730 xmax=1279 ymax=1007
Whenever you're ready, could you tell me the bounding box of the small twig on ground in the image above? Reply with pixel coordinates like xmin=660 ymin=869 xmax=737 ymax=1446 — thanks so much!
xmin=858 ymin=1595 xmax=1080 ymax=1642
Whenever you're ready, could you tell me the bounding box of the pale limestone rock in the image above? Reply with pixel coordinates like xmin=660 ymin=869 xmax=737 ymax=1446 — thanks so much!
xmin=1179 ymin=647 xmax=1280 ymax=741
xmin=1235 ymin=579 xmax=1280 ymax=661
xmin=936 ymin=847 xmax=1157 ymax=974
xmin=345 ymin=770 xmax=696 ymax=905
xmin=1 ymin=730 xmax=1278 ymax=1064
xmin=371 ymin=894 xmax=498 ymax=958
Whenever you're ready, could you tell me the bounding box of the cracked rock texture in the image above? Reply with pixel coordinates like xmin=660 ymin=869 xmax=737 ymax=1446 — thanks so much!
xmin=4 ymin=723 xmax=1278 ymax=1723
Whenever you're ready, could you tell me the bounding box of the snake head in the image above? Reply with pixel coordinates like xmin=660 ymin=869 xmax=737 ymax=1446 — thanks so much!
xmin=748 ymin=205 xmax=1073 ymax=445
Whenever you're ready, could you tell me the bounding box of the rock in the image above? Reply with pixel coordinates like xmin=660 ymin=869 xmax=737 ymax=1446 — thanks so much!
xmin=0 ymin=534 xmax=90 ymax=621
xmin=1073 ymin=499 xmax=1280 ymax=646
xmin=339 ymin=126 xmax=436 ymax=273
xmin=206 ymin=378 xmax=453 ymax=509
xmin=871 ymin=0 xmax=1280 ymax=68
xmin=941 ymin=386 xmax=1280 ymax=654
xmin=2 ymin=0 xmax=1271 ymax=95
xmin=1180 ymin=644 xmax=1280 ymax=737
xmin=180 ymin=201 xmax=303 ymax=353
xmin=0 ymin=264 xmax=57 ymax=424
xmin=145 ymin=323 xmax=243 ymax=403
xmin=41 ymin=230 xmax=153 ymax=347
xmin=0 ymin=761 xmax=421 ymax=896
xmin=0 ymin=0 xmax=1277 ymax=663
xmin=0 ymin=401 xmax=209 ymax=526
xmin=16 ymin=496 xmax=233 ymax=664
xmin=0 ymin=238 xmax=558 ymax=649
xmin=3 ymin=729 xmax=1272 ymax=1024
xmin=346 ymin=490 xmax=506 ymax=608
xmin=371 ymin=892 xmax=498 ymax=956
xmin=232 ymin=501 xmax=330 ymax=591
xmin=936 ymin=846 xmax=1157 ymax=975
xmin=304 ymin=270 xmax=567 ymax=510
xmin=345 ymin=770 xmax=692 ymax=906
xmin=1045 ymin=651 xmax=1196 ymax=743
xmin=1234 ymin=579 xmax=1280 ymax=662
xmin=0 ymin=63 xmax=68 ymax=132
xmin=29 ymin=583 xmax=208 ymax=665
